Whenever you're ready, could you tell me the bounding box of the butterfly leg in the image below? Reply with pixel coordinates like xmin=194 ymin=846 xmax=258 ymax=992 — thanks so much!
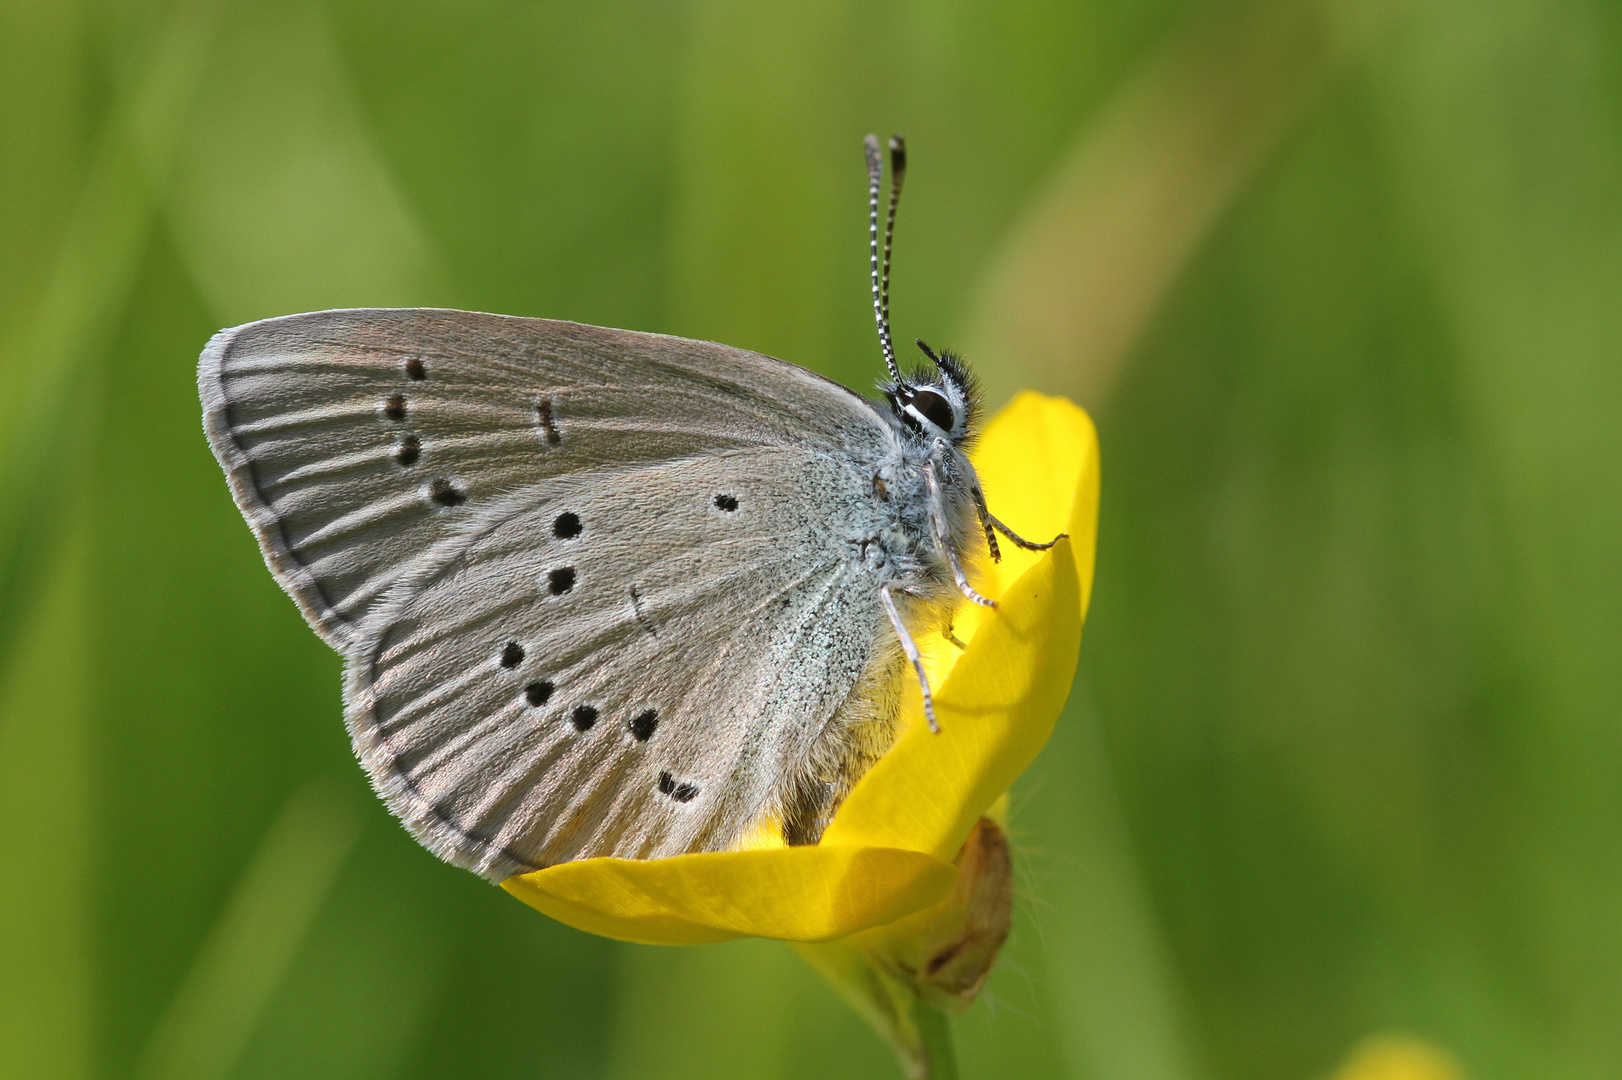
xmin=924 ymin=460 xmax=995 ymax=608
xmin=969 ymin=480 xmax=1002 ymax=563
xmin=987 ymin=512 xmax=1068 ymax=552
xmin=881 ymin=583 xmax=941 ymax=734
xmin=943 ymin=624 xmax=968 ymax=650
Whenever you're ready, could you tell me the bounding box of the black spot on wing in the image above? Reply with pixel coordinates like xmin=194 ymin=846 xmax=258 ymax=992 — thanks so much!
xmin=395 ymin=434 xmax=420 ymax=466
xmin=552 ymin=512 xmax=581 ymax=539
xmin=548 ymin=567 xmax=575 ymax=595
xmin=713 ymin=494 xmax=738 ymax=512
xmin=501 ymin=641 xmax=525 ymax=669
xmin=383 ymin=393 xmax=407 ymax=421
xmin=630 ymin=709 xmax=658 ymax=741
xmin=428 ymin=478 xmax=465 ymax=506
xmin=571 ymin=705 xmax=598 ymax=732
xmin=524 ymin=680 xmax=553 ymax=707
xmin=404 ymin=357 xmax=426 ymax=380
xmin=536 ymin=396 xmax=561 ymax=445
xmin=657 ymin=770 xmax=698 ymax=803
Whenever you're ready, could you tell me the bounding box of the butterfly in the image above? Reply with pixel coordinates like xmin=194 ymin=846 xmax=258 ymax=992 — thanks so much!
xmin=199 ymin=135 xmax=1061 ymax=881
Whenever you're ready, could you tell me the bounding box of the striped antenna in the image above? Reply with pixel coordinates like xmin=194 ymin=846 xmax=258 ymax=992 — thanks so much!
xmin=864 ymin=134 xmax=904 ymax=381
xmin=880 ymin=135 xmax=906 ymax=345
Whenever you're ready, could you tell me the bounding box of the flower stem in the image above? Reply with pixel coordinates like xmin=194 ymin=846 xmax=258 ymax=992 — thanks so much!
xmin=910 ymin=999 xmax=959 ymax=1080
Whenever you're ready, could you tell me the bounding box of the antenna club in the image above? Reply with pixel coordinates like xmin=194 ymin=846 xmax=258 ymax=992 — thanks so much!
xmin=888 ymin=134 xmax=906 ymax=177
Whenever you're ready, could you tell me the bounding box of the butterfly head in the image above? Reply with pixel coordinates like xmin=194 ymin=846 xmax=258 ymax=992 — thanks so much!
xmin=883 ymin=338 xmax=981 ymax=446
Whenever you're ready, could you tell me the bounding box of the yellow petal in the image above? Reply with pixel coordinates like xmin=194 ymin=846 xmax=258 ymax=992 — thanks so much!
xmin=930 ymin=390 xmax=1100 ymax=685
xmin=819 ymin=537 xmax=1081 ymax=860
xmin=974 ymin=390 xmax=1099 ymax=610
xmin=501 ymin=844 xmax=957 ymax=945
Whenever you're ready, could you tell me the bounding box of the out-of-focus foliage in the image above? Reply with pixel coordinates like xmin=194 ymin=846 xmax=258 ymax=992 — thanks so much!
xmin=2 ymin=1 xmax=1619 ymax=1079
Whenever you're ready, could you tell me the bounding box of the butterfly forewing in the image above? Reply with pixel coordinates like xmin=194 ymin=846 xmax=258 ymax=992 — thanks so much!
xmin=200 ymin=308 xmax=886 ymax=650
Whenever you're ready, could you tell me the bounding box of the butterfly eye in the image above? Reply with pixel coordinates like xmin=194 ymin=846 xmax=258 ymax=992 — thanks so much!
xmin=910 ymin=389 xmax=956 ymax=432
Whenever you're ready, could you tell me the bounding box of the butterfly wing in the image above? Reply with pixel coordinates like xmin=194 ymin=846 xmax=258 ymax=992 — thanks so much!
xmin=200 ymin=307 xmax=888 ymax=651
xmin=200 ymin=308 xmax=901 ymax=877
xmin=352 ymin=450 xmax=902 ymax=879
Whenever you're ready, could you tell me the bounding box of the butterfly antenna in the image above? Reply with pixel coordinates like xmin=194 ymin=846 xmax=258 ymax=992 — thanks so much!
xmin=865 ymin=134 xmax=903 ymax=382
xmin=881 ymin=134 xmax=906 ymax=356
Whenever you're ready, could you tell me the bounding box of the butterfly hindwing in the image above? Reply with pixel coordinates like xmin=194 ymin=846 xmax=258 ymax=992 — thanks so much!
xmin=348 ymin=450 xmax=899 ymax=879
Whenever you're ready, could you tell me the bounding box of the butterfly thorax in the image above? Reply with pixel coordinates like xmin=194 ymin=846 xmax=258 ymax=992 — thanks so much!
xmin=856 ymin=435 xmax=981 ymax=607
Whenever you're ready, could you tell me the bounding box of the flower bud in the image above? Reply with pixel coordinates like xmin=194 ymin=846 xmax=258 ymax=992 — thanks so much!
xmin=794 ymin=816 xmax=1014 ymax=1077
xmin=867 ymin=815 xmax=1013 ymax=1013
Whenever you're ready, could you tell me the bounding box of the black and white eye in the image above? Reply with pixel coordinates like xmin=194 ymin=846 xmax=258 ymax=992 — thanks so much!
xmin=908 ymin=389 xmax=956 ymax=432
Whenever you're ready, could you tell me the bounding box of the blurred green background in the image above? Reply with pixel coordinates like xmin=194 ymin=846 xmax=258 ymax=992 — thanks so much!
xmin=3 ymin=0 xmax=1620 ymax=1077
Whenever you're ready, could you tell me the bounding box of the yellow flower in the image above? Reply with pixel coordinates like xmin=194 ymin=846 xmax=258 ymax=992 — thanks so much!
xmin=1329 ymin=1037 xmax=1466 ymax=1080
xmin=500 ymin=390 xmax=1100 ymax=946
